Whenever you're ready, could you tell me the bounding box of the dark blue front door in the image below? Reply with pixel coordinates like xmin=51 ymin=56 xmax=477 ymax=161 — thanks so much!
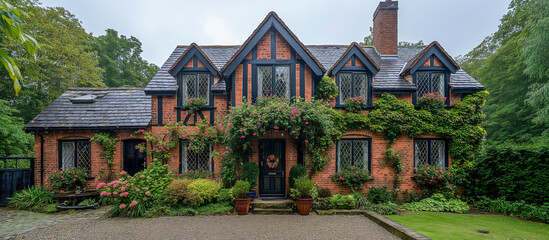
xmin=259 ymin=139 xmax=285 ymax=197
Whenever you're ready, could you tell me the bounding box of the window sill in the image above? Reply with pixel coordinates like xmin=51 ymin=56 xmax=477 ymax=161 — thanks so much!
xmin=175 ymin=106 xmax=216 ymax=110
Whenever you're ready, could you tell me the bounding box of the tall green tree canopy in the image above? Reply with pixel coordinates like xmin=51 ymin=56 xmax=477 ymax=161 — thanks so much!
xmin=461 ymin=0 xmax=549 ymax=143
xmin=90 ymin=29 xmax=158 ymax=87
xmin=0 ymin=99 xmax=32 ymax=156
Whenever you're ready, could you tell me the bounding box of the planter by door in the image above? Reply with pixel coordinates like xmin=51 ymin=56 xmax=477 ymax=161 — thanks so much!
xmin=123 ymin=140 xmax=146 ymax=176
xmin=259 ymin=139 xmax=285 ymax=197
xmin=235 ymin=198 xmax=251 ymax=215
xmin=296 ymin=198 xmax=313 ymax=215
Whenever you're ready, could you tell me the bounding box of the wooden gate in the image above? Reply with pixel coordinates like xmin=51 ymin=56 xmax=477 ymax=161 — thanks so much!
xmin=0 ymin=157 xmax=34 ymax=206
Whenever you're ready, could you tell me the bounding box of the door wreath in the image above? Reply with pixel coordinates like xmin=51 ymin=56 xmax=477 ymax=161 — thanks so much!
xmin=266 ymin=154 xmax=280 ymax=169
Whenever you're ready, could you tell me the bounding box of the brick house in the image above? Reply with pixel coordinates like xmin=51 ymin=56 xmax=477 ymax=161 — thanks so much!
xmin=25 ymin=1 xmax=484 ymax=196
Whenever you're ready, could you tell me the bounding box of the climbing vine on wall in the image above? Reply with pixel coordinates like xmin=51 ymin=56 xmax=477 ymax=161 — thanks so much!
xmin=90 ymin=132 xmax=119 ymax=182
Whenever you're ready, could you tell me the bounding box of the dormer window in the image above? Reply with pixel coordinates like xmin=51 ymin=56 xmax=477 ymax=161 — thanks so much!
xmin=338 ymin=72 xmax=369 ymax=105
xmin=181 ymin=73 xmax=210 ymax=105
xmin=257 ymin=65 xmax=290 ymax=99
xmin=415 ymin=71 xmax=448 ymax=104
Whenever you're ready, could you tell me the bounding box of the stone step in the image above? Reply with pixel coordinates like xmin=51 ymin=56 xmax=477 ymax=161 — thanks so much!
xmin=250 ymin=199 xmax=294 ymax=209
xmin=252 ymin=207 xmax=294 ymax=215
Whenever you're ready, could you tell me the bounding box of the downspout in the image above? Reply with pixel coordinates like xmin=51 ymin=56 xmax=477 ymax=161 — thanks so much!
xmin=35 ymin=131 xmax=44 ymax=187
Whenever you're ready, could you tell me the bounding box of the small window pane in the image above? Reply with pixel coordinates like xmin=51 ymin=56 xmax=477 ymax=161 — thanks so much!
xmin=275 ymin=66 xmax=290 ymax=98
xmin=61 ymin=142 xmax=75 ymax=169
xmin=339 ymin=73 xmax=352 ymax=103
xmin=182 ymin=74 xmax=196 ymax=102
xmin=431 ymin=73 xmax=445 ymax=97
xmin=337 ymin=141 xmax=353 ymax=171
xmin=414 ymin=140 xmax=429 ymax=168
xmin=198 ymin=74 xmax=210 ymax=104
xmin=353 ymin=140 xmax=369 ymax=170
xmin=76 ymin=142 xmax=91 ymax=173
xmin=431 ymin=140 xmax=446 ymax=168
xmin=258 ymin=66 xmax=273 ymax=97
xmin=416 ymin=72 xmax=430 ymax=98
xmin=354 ymin=73 xmax=367 ymax=99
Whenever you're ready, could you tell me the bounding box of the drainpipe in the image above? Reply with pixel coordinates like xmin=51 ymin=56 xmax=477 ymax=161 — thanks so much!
xmin=35 ymin=131 xmax=44 ymax=187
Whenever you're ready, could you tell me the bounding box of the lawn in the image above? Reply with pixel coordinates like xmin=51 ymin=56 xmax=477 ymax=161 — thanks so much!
xmin=387 ymin=211 xmax=549 ymax=240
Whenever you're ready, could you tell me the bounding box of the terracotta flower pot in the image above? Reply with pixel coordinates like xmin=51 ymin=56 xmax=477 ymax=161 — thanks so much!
xmin=296 ymin=198 xmax=313 ymax=215
xmin=235 ymin=198 xmax=251 ymax=215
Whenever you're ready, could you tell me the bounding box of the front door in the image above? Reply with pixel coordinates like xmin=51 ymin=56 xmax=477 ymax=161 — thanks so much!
xmin=123 ymin=140 xmax=146 ymax=175
xmin=259 ymin=139 xmax=285 ymax=197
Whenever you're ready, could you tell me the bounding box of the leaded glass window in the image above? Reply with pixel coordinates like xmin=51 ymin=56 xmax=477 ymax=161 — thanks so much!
xmin=181 ymin=73 xmax=210 ymax=105
xmin=60 ymin=141 xmax=91 ymax=175
xmin=415 ymin=72 xmax=445 ymax=98
xmin=180 ymin=142 xmax=213 ymax=172
xmin=257 ymin=65 xmax=290 ymax=99
xmin=337 ymin=139 xmax=370 ymax=172
xmin=338 ymin=72 xmax=368 ymax=104
xmin=414 ymin=139 xmax=447 ymax=168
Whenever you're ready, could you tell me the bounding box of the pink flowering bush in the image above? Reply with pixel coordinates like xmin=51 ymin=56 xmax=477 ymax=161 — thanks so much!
xmin=180 ymin=170 xmax=215 ymax=180
xmin=344 ymin=96 xmax=366 ymax=113
xmin=97 ymin=161 xmax=174 ymax=217
xmin=49 ymin=167 xmax=87 ymax=191
xmin=417 ymin=92 xmax=446 ymax=111
xmin=412 ymin=164 xmax=457 ymax=197
xmin=331 ymin=166 xmax=372 ymax=190
xmin=182 ymin=97 xmax=207 ymax=114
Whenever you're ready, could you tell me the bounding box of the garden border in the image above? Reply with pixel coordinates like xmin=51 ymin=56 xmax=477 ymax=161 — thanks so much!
xmin=362 ymin=210 xmax=431 ymax=240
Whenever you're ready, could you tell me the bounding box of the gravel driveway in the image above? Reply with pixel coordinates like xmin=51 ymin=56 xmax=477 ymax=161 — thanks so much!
xmin=14 ymin=213 xmax=399 ymax=240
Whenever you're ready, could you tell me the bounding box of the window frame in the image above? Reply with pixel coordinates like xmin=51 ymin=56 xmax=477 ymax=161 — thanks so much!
xmin=413 ymin=71 xmax=450 ymax=106
xmin=413 ymin=138 xmax=449 ymax=169
xmin=57 ymin=140 xmax=92 ymax=175
xmin=179 ymin=72 xmax=212 ymax=106
xmin=256 ymin=64 xmax=292 ymax=99
xmin=335 ymin=138 xmax=371 ymax=172
xmin=179 ymin=140 xmax=213 ymax=173
xmin=335 ymin=71 xmax=372 ymax=107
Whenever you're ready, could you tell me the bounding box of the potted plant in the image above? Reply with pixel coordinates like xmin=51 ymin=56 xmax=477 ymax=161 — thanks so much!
xmin=290 ymin=175 xmax=317 ymax=215
xmin=232 ymin=180 xmax=252 ymax=215
xmin=241 ymin=162 xmax=259 ymax=198
xmin=49 ymin=167 xmax=87 ymax=193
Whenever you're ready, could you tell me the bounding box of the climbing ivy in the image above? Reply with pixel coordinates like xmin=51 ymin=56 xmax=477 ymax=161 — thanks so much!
xmin=90 ymin=132 xmax=119 ymax=181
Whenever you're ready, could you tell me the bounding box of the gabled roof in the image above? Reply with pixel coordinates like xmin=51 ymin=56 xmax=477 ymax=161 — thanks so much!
xmin=327 ymin=42 xmax=380 ymax=76
xmin=169 ymin=43 xmax=220 ymax=76
xmin=400 ymin=41 xmax=459 ymax=75
xmin=221 ymin=11 xmax=325 ymax=77
xmin=25 ymin=88 xmax=151 ymax=131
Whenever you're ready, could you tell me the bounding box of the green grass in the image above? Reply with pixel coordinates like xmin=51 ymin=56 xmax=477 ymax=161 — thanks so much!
xmin=387 ymin=211 xmax=549 ymax=240
xmin=196 ymin=202 xmax=233 ymax=215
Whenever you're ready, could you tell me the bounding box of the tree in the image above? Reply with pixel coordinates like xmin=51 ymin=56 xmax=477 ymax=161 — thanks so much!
xmin=0 ymin=0 xmax=104 ymax=123
xmin=0 ymin=99 xmax=32 ymax=156
xmin=0 ymin=0 xmax=39 ymax=95
xmin=89 ymin=29 xmax=158 ymax=87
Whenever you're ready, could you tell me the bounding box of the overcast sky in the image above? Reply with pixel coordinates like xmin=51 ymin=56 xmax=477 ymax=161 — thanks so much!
xmin=40 ymin=0 xmax=511 ymax=66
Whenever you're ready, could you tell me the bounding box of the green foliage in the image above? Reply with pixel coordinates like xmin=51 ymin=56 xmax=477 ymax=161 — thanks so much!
xmin=289 ymin=164 xmax=308 ymax=188
xmin=90 ymin=132 xmax=119 ymax=182
xmin=384 ymin=146 xmax=403 ymax=189
xmin=315 ymin=75 xmax=338 ymax=100
xmin=182 ymin=97 xmax=207 ymax=115
xmin=186 ymin=179 xmax=221 ymax=206
xmin=416 ymin=92 xmax=446 ymax=111
xmin=7 ymin=187 xmax=54 ymax=212
xmin=367 ymin=186 xmax=395 ymax=204
xmin=329 ymin=194 xmax=356 ymax=209
xmin=196 ymin=202 xmax=233 ymax=215
xmin=290 ymin=175 xmax=317 ymax=199
xmin=231 ymin=180 xmax=250 ymax=199
xmin=48 ymin=167 xmax=87 ymax=191
xmin=166 ymin=178 xmax=194 ymax=205
xmin=361 ymin=201 xmax=400 ymax=215
xmin=473 ymin=197 xmax=549 ymax=223
xmin=413 ymin=165 xmax=457 ymax=197
xmin=331 ymin=166 xmax=372 ymax=190
xmin=180 ymin=170 xmax=215 ymax=180
xmin=401 ymin=193 xmax=470 ymax=213
xmin=464 ymin=144 xmax=549 ymax=204
xmin=99 ymin=161 xmax=174 ymax=217
xmin=241 ymin=162 xmax=259 ymax=188
xmin=0 ymin=0 xmax=39 ymax=95
xmin=88 ymin=28 xmax=158 ymax=88
xmin=216 ymin=188 xmax=232 ymax=202
xmin=318 ymin=188 xmax=332 ymax=198
xmin=343 ymin=96 xmax=365 ymax=113
xmin=0 ymin=99 xmax=32 ymax=156
xmin=77 ymin=198 xmax=97 ymax=207
xmin=143 ymin=205 xmax=197 ymax=218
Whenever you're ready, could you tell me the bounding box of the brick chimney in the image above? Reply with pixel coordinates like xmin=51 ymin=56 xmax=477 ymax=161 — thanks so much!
xmin=373 ymin=0 xmax=398 ymax=56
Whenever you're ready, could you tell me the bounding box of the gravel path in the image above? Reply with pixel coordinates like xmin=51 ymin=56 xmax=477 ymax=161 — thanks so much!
xmin=13 ymin=213 xmax=399 ymax=240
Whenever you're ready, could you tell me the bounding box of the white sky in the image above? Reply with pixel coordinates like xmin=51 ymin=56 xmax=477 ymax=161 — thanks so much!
xmin=39 ymin=0 xmax=511 ymax=66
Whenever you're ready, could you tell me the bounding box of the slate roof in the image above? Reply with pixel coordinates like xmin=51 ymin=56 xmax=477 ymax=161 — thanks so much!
xmin=25 ymin=88 xmax=151 ymax=131
xmin=145 ymin=44 xmax=483 ymax=94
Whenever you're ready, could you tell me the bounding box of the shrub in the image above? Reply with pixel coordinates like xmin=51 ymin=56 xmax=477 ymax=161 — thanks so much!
xmin=315 ymin=75 xmax=338 ymax=101
xmin=143 ymin=205 xmax=197 ymax=218
xmin=166 ymin=178 xmax=194 ymax=205
xmin=241 ymin=162 xmax=259 ymax=188
xmin=464 ymin=144 xmax=549 ymax=204
xmin=231 ymin=180 xmax=251 ymax=199
xmin=290 ymin=175 xmax=317 ymax=199
xmin=474 ymin=197 xmax=549 ymax=223
xmin=48 ymin=167 xmax=87 ymax=191
xmin=413 ymin=164 xmax=457 ymax=197
xmin=330 ymin=194 xmax=356 ymax=209
xmin=186 ymin=179 xmax=221 ymax=206
xmin=417 ymin=92 xmax=446 ymax=111
xmin=361 ymin=202 xmax=399 ymax=215
xmin=344 ymin=96 xmax=365 ymax=113
xmin=7 ymin=187 xmax=55 ymax=212
xmin=331 ymin=166 xmax=372 ymax=190
xmin=182 ymin=97 xmax=207 ymax=114
xmin=400 ymin=193 xmax=470 ymax=213
xmin=318 ymin=188 xmax=332 ymax=198
xmin=98 ymin=161 xmax=174 ymax=217
xmin=180 ymin=170 xmax=214 ymax=180
xmin=196 ymin=202 xmax=233 ymax=215
xmin=216 ymin=188 xmax=232 ymax=202
xmin=289 ymin=164 xmax=308 ymax=188
xmin=367 ymin=186 xmax=395 ymax=204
